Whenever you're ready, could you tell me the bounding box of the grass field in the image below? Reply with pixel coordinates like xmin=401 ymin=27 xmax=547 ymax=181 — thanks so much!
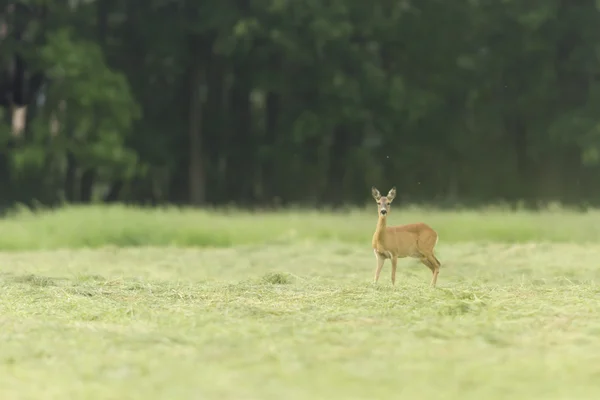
xmin=0 ymin=206 xmax=599 ymax=399
xmin=3 ymin=204 xmax=600 ymax=249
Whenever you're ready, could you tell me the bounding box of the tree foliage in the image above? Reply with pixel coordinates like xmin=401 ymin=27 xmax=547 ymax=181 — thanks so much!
xmin=1 ymin=0 xmax=600 ymax=209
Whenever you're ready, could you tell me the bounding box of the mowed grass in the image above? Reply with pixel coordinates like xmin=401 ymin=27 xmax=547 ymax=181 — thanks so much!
xmin=0 ymin=206 xmax=599 ymax=399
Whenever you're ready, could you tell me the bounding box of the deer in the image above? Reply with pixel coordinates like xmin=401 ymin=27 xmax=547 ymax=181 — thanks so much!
xmin=371 ymin=186 xmax=442 ymax=288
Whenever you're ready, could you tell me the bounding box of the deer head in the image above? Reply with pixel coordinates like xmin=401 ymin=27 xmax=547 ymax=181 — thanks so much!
xmin=371 ymin=186 xmax=396 ymax=217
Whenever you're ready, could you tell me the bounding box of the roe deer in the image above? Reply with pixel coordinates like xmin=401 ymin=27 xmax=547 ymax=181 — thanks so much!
xmin=371 ymin=186 xmax=441 ymax=287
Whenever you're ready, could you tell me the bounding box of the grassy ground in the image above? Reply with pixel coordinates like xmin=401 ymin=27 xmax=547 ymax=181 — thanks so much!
xmin=2 ymin=204 xmax=600 ymax=249
xmin=0 ymin=207 xmax=599 ymax=399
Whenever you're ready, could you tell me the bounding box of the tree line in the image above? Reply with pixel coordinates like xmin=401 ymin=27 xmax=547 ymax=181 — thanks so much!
xmin=1 ymin=0 xmax=600 ymax=210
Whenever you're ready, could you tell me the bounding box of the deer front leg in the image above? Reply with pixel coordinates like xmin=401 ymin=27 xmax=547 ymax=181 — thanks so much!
xmin=391 ymin=257 xmax=398 ymax=286
xmin=373 ymin=250 xmax=385 ymax=283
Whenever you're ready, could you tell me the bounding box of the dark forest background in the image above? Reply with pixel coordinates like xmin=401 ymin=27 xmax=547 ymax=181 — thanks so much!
xmin=1 ymin=0 xmax=600 ymax=210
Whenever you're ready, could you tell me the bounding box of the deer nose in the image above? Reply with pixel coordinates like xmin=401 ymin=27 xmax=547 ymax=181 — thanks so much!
xmin=380 ymin=209 xmax=387 ymax=215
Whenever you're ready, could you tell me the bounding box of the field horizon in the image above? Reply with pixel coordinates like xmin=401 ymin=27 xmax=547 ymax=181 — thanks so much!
xmin=0 ymin=206 xmax=598 ymax=399
xmin=1 ymin=204 xmax=600 ymax=251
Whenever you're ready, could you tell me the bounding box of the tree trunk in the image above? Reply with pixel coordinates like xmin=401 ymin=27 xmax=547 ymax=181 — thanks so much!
xmin=228 ymin=61 xmax=253 ymax=204
xmin=65 ymin=151 xmax=77 ymax=202
xmin=187 ymin=34 xmax=206 ymax=205
xmin=553 ymin=0 xmax=588 ymax=204
xmin=510 ymin=116 xmax=531 ymax=204
xmin=103 ymin=180 xmax=123 ymax=203
xmin=80 ymin=0 xmax=112 ymax=203
xmin=80 ymin=169 xmax=96 ymax=202
xmin=262 ymin=89 xmax=280 ymax=203
xmin=204 ymin=50 xmax=226 ymax=202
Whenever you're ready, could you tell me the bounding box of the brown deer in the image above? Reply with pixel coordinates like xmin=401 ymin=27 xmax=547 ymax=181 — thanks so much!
xmin=371 ymin=186 xmax=441 ymax=287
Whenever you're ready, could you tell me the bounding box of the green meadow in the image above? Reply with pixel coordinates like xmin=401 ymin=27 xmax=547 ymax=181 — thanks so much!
xmin=0 ymin=205 xmax=598 ymax=399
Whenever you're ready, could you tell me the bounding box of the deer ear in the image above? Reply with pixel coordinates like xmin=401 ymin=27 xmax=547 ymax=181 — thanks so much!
xmin=371 ymin=186 xmax=381 ymax=201
xmin=387 ymin=187 xmax=396 ymax=202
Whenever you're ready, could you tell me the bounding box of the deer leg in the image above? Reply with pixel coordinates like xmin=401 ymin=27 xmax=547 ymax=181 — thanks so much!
xmin=419 ymin=257 xmax=437 ymax=288
xmin=391 ymin=257 xmax=398 ymax=286
xmin=374 ymin=251 xmax=385 ymax=283
xmin=421 ymin=254 xmax=441 ymax=288
xmin=429 ymin=254 xmax=441 ymax=288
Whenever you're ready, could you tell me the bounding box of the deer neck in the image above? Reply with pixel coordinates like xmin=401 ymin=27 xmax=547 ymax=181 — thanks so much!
xmin=374 ymin=215 xmax=387 ymax=244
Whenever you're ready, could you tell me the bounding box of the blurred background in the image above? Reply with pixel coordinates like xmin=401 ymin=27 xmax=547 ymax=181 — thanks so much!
xmin=1 ymin=0 xmax=600 ymax=210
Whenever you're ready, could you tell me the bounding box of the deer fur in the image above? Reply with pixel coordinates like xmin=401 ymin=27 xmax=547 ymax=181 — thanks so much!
xmin=371 ymin=186 xmax=441 ymax=287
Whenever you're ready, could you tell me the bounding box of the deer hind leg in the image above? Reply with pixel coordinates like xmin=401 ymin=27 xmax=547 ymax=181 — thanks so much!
xmin=432 ymin=255 xmax=441 ymax=287
xmin=421 ymin=253 xmax=441 ymax=288
xmin=373 ymin=250 xmax=385 ymax=283
xmin=417 ymin=254 xmax=439 ymax=288
xmin=419 ymin=257 xmax=434 ymax=275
